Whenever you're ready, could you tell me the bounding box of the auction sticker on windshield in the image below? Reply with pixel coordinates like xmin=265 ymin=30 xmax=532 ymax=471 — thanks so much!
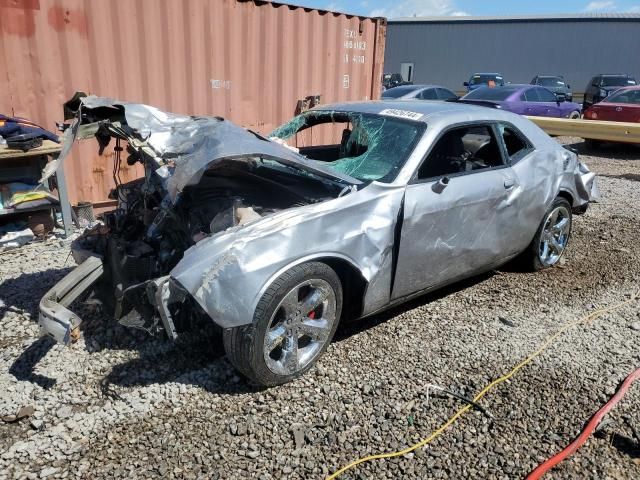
xmin=379 ymin=109 xmax=424 ymax=120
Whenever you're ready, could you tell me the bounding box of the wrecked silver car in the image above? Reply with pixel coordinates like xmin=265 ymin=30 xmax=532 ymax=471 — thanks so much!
xmin=39 ymin=96 xmax=598 ymax=386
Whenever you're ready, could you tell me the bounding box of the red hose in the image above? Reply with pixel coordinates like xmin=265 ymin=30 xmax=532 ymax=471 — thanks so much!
xmin=526 ymin=367 xmax=640 ymax=479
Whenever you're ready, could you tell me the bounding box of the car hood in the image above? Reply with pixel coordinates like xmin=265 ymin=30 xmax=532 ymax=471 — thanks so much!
xmin=41 ymin=95 xmax=360 ymax=202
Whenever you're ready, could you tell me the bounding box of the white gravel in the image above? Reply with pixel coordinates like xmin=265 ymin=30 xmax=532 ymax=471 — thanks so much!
xmin=1 ymin=138 xmax=639 ymax=479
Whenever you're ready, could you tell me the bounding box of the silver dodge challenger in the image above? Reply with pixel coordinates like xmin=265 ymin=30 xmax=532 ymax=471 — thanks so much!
xmin=39 ymin=96 xmax=598 ymax=386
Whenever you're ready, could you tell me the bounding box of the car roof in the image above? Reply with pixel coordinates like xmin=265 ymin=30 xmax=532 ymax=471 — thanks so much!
xmin=313 ymin=100 xmax=512 ymax=124
xmin=385 ymin=84 xmax=449 ymax=91
xmin=536 ymin=75 xmax=564 ymax=78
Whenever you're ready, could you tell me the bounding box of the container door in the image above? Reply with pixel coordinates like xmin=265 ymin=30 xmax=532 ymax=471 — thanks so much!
xmin=400 ymin=63 xmax=415 ymax=83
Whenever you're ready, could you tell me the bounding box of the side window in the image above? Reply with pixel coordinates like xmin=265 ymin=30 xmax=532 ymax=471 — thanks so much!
xmin=419 ymin=88 xmax=437 ymax=100
xmin=524 ymin=89 xmax=540 ymax=102
xmin=437 ymin=88 xmax=457 ymax=100
xmin=417 ymin=125 xmax=505 ymax=179
xmin=537 ymin=88 xmax=557 ymax=102
xmin=498 ymin=124 xmax=533 ymax=164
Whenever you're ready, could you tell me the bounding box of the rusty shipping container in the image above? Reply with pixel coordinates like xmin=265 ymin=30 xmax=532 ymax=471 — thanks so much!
xmin=0 ymin=0 xmax=386 ymax=205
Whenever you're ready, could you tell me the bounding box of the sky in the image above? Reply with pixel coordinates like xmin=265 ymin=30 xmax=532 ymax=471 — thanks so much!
xmin=285 ymin=0 xmax=640 ymax=18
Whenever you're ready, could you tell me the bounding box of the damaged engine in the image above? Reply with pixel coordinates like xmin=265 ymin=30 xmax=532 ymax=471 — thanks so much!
xmin=73 ymin=152 xmax=338 ymax=335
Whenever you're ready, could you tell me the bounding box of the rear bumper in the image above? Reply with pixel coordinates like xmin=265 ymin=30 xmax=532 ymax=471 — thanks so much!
xmin=38 ymin=256 xmax=104 ymax=344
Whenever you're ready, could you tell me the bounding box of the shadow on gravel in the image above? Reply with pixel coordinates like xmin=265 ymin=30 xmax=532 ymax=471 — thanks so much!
xmin=599 ymin=173 xmax=640 ymax=182
xmin=99 ymin=327 xmax=255 ymax=396
xmin=0 ymin=267 xmax=73 ymax=319
xmin=101 ymin=272 xmax=498 ymax=395
xmin=3 ymin=265 xmax=254 ymax=395
xmin=335 ymin=271 xmax=495 ymax=341
xmin=9 ymin=337 xmax=57 ymax=389
xmin=563 ymin=140 xmax=640 ymax=160
xmin=611 ymin=433 xmax=640 ymax=459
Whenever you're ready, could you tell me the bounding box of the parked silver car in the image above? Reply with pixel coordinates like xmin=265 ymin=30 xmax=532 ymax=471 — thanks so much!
xmin=39 ymin=96 xmax=599 ymax=386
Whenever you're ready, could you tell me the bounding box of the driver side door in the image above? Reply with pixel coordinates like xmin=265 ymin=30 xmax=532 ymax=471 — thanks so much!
xmin=392 ymin=123 xmax=520 ymax=300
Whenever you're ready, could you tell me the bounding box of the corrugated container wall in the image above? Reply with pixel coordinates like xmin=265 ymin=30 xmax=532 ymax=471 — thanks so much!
xmin=384 ymin=17 xmax=640 ymax=95
xmin=0 ymin=0 xmax=386 ymax=205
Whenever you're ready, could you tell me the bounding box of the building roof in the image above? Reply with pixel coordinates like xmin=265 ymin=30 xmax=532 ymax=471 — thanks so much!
xmin=389 ymin=13 xmax=640 ymax=24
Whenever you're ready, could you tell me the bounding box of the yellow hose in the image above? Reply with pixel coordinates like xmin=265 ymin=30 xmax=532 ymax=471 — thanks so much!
xmin=326 ymin=289 xmax=639 ymax=480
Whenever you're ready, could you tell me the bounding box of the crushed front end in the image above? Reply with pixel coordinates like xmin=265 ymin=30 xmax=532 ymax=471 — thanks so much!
xmin=38 ymin=95 xmax=352 ymax=344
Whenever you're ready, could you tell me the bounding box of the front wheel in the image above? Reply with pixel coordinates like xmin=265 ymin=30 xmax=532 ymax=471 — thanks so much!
xmin=521 ymin=197 xmax=573 ymax=271
xmin=569 ymin=110 xmax=580 ymax=119
xmin=223 ymin=262 xmax=342 ymax=386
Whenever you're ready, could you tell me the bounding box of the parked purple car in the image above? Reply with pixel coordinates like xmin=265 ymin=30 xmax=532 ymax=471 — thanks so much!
xmin=460 ymin=85 xmax=582 ymax=118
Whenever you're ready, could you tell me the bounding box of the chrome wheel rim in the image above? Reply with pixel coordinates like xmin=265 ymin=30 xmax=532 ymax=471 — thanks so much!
xmin=263 ymin=279 xmax=336 ymax=376
xmin=539 ymin=205 xmax=571 ymax=266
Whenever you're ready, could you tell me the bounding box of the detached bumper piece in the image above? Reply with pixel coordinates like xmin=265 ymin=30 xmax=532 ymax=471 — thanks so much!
xmin=38 ymin=256 xmax=104 ymax=344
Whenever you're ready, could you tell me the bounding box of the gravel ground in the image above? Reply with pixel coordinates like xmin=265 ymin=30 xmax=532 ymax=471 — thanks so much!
xmin=1 ymin=137 xmax=639 ymax=479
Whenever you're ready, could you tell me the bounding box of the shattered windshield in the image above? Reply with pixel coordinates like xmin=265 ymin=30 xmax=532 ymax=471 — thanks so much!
xmin=269 ymin=111 xmax=424 ymax=183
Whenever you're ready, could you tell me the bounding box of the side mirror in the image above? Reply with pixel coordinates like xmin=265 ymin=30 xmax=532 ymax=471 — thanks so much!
xmin=592 ymin=82 xmax=599 ymax=87
xmin=431 ymin=176 xmax=450 ymax=193
xmin=566 ymin=84 xmax=571 ymax=89
xmin=556 ymin=93 xmax=566 ymax=103
xmin=463 ymin=81 xmax=469 ymax=87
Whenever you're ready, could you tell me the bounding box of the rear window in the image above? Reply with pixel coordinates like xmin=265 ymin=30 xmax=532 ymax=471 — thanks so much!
xmin=601 ymin=76 xmax=637 ymax=87
xmin=382 ymin=86 xmax=418 ymax=98
xmin=463 ymin=87 xmax=518 ymax=101
xmin=603 ymin=89 xmax=640 ymax=104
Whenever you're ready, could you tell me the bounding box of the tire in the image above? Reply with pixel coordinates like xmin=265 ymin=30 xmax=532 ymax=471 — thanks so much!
xmin=569 ymin=111 xmax=580 ymax=119
xmin=223 ymin=262 xmax=343 ymax=386
xmin=520 ymin=197 xmax=573 ymax=272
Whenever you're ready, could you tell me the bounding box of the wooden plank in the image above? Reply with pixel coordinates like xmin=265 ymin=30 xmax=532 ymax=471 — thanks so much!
xmin=526 ymin=116 xmax=640 ymax=143
xmin=0 ymin=139 xmax=62 ymax=160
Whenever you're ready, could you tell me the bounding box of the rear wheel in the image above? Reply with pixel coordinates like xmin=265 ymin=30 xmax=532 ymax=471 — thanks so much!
xmin=569 ymin=111 xmax=580 ymax=119
xmin=223 ymin=262 xmax=342 ymax=386
xmin=521 ymin=197 xmax=572 ymax=271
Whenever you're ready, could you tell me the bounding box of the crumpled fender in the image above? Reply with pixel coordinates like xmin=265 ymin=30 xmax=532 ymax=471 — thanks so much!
xmin=169 ymin=183 xmax=404 ymax=328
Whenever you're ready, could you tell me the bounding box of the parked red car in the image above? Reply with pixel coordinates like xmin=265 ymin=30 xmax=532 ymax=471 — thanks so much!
xmin=583 ymin=86 xmax=640 ymax=123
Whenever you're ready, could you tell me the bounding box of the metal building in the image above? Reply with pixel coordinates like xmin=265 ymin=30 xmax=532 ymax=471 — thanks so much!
xmin=384 ymin=14 xmax=640 ymax=96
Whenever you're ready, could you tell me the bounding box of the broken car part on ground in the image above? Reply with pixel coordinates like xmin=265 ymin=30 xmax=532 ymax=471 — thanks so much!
xmin=38 ymin=95 xmax=599 ymax=386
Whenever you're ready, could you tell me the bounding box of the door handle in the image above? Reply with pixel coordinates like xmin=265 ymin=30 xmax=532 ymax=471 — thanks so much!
xmin=504 ymin=177 xmax=515 ymax=189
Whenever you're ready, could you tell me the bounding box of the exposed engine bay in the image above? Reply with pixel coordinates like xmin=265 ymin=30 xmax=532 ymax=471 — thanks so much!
xmin=38 ymin=94 xmax=363 ymax=345
xmin=75 ymin=153 xmax=340 ymax=334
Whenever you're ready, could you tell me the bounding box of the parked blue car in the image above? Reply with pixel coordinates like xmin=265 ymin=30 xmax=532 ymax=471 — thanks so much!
xmin=464 ymin=73 xmax=505 ymax=91
xmin=460 ymin=85 xmax=582 ymax=118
